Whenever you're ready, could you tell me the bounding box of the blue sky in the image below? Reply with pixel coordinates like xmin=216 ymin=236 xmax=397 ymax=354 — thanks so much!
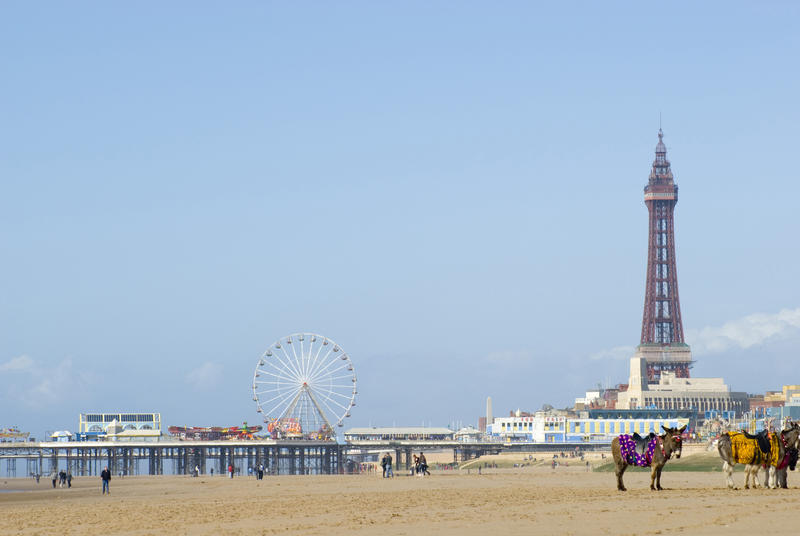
xmin=2 ymin=2 xmax=799 ymax=437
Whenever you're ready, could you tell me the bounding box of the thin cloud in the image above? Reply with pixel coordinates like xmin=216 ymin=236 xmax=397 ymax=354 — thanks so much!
xmin=589 ymin=345 xmax=635 ymax=361
xmin=0 ymin=355 xmax=94 ymax=409
xmin=0 ymin=354 xmax=34 ymax=372
xmin=186 ymin=361 xmax=223 ymax=391
xmin=687 ymin=307 xmax=800 ymax=355
xmin=589 ymin=308 xmax=800 ymax=363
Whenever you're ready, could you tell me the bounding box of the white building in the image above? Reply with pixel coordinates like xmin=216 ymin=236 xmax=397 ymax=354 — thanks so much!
xmin=616 ymin=357 xmax=748 ymax=415
xmin=486 ymin=411 xmax=688 ymax=444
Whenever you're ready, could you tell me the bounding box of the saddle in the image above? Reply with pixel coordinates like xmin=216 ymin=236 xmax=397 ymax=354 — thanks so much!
xmin=631 ymin=432 xmax=657 ymax=455
xmin=741 ymin=430 xmax=771 ymax=454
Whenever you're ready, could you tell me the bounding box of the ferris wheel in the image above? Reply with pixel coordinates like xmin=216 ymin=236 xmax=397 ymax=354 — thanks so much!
xmin=252 ymin=333 xmax=356 ymax=440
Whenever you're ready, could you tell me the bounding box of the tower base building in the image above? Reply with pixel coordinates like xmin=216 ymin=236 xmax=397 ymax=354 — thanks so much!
xmin=617 ymin=357 xmax=749 ymax=416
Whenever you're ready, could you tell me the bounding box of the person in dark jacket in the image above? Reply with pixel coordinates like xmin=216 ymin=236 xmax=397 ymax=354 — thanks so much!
xmin=101 ymin=466 xmax=111 ymax=494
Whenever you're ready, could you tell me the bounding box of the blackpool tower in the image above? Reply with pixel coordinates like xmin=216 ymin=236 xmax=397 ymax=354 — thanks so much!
xmin=636 ymin=129 xmax=693 ymax=383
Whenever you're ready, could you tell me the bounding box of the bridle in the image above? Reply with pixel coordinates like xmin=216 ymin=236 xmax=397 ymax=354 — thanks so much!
xmin=669 ymin=433 xmax=682 ymax=459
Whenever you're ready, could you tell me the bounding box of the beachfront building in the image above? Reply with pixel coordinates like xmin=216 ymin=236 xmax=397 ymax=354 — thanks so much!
xmin=487 ymin=415 xmax=567 ymax=442
xmin=344 ymin=427 xmax=454 ymax=442
xmin=78 ymin=412 xmax=163 ymax=441
xmin=50 ymin=430 xmax=74 ymax=442
xmin=486 ymin=411 xmax=690 ymax=444
xmin=616 ymin=357 xmax=749 ymax=416
xmin=455 ymin=426 xmax=483 ymax=442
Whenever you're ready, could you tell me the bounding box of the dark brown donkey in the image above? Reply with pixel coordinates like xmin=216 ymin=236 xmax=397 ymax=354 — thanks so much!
xmin=611 ymin=425 xmax=685 ymax=491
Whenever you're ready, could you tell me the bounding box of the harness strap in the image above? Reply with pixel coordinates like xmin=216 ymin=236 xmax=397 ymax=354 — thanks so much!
xmin=777 ymin=431 xmax=791 ymax=470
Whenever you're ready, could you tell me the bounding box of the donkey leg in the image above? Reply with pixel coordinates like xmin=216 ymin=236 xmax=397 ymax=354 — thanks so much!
xmin=615 ymin=463 xmax=627 ymax=492
xmin=650 ymin=466 xmax=656 ymax=491
xmin=723 ymin=461 xmax=735 ymax=489
xmin=656 ymin=466 xmax=664 ymax=491
xmin=753 ymin=466 xmax=763 ymax=489
xmin=778 ymin=468 xmax=788 ymax=489
xmin=768 ymin=467 xmax=776 ymax=489
xmin=748 ymin=465 xmax=762 ymax=489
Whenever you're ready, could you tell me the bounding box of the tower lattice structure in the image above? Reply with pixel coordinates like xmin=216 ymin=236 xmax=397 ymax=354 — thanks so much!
xmin=639 ymin=129 xmax=692 ymax=382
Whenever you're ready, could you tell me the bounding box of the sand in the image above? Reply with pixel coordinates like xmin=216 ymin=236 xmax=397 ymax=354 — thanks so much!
xmin=2 ymin=465 xmax=799 ymax=535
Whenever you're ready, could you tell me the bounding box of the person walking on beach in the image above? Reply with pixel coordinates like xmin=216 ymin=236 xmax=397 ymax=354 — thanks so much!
xmin=381 ymin=453 xmax=393 ymax=478
xmin=67 ymin=471 xmax=72 ymax=488
xmin=385 ymin=453 xmax=393 ymax=478
xmin=51 ymin=470 xmax=57 ymax=488
xmin=418 ymin=452 xmax=430 ymax=476
xmin=101 ymin=466 xmax=111 ymax=494
xmin=228 ymin=463 xmax=234 ymax=479
xmin=257 ymin=463 xmax=264 ymax=480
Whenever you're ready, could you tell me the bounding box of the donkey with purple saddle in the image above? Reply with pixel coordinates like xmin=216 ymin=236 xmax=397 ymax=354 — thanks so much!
xmin=611 ymin=425 xmax=685 ymax=491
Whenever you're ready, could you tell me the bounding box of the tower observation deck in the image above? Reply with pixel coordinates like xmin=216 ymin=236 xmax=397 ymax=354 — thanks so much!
xmin=638 ymin=129 xmax=693 ymax=383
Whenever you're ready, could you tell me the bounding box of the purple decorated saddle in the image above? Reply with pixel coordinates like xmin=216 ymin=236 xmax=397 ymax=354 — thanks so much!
xmin=618 ymin=434 xmax=658 ymax=467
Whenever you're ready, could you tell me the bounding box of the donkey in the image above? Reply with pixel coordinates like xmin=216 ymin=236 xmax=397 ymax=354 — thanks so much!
xmin=718 ymin=429 xmax=773 ymax=489
xmin=611 ymin=425 xmax=685 ymax=491
xmin=764 ymin=422 xmax=800 ymax=489
xmin=776 ymin=446 xmax=799 ymax=489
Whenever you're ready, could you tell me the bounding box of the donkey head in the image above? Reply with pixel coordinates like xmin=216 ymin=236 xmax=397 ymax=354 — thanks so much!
xmin=783 ymin=421 xmax=800 ymax=449
xmin=662 ymin=425 xmax=686 ymax=459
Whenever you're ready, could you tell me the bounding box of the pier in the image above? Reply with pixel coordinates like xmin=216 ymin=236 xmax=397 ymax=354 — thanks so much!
xmin=0 ymin=440 xmax=343 ymax=478
xmin=0 ymin=439 xmax=613 ymax=478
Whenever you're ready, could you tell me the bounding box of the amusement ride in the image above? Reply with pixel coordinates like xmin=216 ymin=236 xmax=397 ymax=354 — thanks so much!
xmin=253 ymin=332 xmax=357 ymax=440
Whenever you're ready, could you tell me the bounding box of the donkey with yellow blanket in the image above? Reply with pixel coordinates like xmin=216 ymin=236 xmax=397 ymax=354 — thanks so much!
xmin=718 ymin=422 xmax=800 ymax=489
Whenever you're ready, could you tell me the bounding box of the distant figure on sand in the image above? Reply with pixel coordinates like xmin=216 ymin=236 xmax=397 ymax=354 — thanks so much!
xmin=418 ymin=452 xmax=430 ymax=476
xmin=228 ymin=464 xmax=234 ymax=479
xmin=101 ymin=466 xmax=111 ymax=494
xmin=51 ymin=471 xmax=57 ymax=488
xmin=67 ymin=471 xmax=72 ymax=487
xmin=381 ymin=453 xmax=393 ymax=478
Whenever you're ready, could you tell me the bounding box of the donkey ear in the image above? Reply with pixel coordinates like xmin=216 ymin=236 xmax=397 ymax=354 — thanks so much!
xmin=661 ymin=425 xmax=671 ymax=434
xmin=677 ymin=425 xmax=686 ymax=434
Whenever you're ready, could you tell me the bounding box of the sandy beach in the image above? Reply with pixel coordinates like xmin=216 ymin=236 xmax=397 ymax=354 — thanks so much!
xmin=2 ymin=461 xmax=800 ymax=536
